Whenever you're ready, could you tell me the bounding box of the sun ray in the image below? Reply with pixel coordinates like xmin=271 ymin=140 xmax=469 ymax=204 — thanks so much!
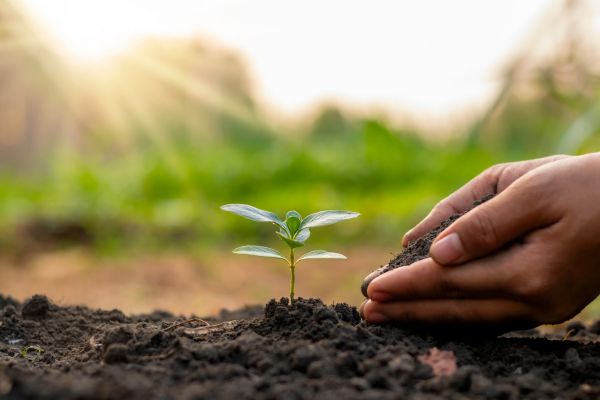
xmin=106 ymin=64 xmax=202 ymax=199
xmin=128 ymin=48 xmax=262 ymax=131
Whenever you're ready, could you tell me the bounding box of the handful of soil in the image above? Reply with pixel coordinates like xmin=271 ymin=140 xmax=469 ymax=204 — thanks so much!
xmin=361 ymin=194 xmax=494 ymax=297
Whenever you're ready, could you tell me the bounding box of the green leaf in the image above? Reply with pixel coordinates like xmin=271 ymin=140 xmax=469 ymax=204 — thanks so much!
xmin=221 ymin=204 xmax=287 ymax=230
xmin=278 ymin=227 xmax=290 ymax=239
xmin=295 ymin=228 xmax=310 ymax=243
xmin=297 ymin=250 xmax=347 ymax=262
xmin=286 ymin=210 xmax=302 ymax=220
xmin=285 ymin=215 xmax=301 ymax=236
xmin=276 ymin=231 xmax=304 ymax=248
xmin=233 ymin=245 xmax=289 ymax=261
xmin=300 ymin=210 xmax=360 ymax=229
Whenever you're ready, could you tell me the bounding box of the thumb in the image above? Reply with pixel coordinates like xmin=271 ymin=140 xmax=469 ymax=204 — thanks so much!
xmin=429 ymin=184 xmax=556 ymax=265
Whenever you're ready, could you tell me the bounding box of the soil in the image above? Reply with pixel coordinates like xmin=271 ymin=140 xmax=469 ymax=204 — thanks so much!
xmin=2 ymin=194 xmax=599 ymax=399
xmin=1 ymin=293 xmax=599 ymax=400
xmin=361 ymin=194 xmax=495 ymax=296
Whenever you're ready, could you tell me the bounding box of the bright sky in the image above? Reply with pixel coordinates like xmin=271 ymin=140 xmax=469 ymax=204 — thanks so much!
xmin=21 ymin=0 xmax=551 ymax=122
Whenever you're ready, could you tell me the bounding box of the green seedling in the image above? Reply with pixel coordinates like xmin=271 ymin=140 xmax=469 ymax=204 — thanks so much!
xmin=221 ymin=204 xmax=360 ymax=302
xmin=20 ymin=345 xmax=44 ymax=359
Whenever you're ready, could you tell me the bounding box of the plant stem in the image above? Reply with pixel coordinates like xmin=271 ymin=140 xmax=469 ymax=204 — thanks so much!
xmin=289 ymin=248 xmax=295 ymax=304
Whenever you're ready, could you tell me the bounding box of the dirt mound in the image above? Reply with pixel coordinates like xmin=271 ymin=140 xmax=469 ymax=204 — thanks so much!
xmin=1 ymin=294 xmax=599 ymax=399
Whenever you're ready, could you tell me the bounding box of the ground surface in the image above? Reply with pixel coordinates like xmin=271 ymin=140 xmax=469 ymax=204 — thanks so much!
xmin=2 ymin=197 xmax=600 ymax=399
xmin=1 ymin=247 xmax=598 ymax=320
xmin=1 ymin=294 xmax=599 ymax=400
xmin=0 ymin=247 xmax=390 ymax=316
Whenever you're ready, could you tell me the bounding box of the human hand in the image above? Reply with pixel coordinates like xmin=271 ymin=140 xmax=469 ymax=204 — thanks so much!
xmin=360 ymin=154 xmax=571 ymax=297
xmin=361 ymin=153 xmax=600 ymax=330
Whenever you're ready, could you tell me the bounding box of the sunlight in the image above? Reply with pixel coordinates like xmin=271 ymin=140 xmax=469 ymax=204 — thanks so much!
xmin=18 ymin=0 xmax=178 ymax=63
xmin=19 ymin=0 xmax=552 ymax=119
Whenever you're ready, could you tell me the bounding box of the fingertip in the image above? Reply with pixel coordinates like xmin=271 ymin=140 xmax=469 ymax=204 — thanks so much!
xmin=362 ymin=300 xmax=389 ymax=323
xmin=361 ymin=265 xmax=388 ymax=297
xmin=402 ymin=229 xmax=414 ymax=247
xmin=429 ymin=232 xmax=463 ymax=265
xmin=359 ymin=299 xmax=367 ymax=319
xmin=366 ymin=276 xmax=393 ymax=302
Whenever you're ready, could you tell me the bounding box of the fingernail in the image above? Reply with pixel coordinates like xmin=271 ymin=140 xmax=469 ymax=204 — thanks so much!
xmin=430 ymin=232 xmax=463 ymax=264
xmin=359 ymin=300 xmax=367 ymax=318
xmin=361 ymin=266 xmax=387 ymax=297
xmin=366 ymin=311 xmax=389 ymax=323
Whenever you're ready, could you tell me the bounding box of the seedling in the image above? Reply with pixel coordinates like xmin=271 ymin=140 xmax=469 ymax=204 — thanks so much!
xmin=20 ymin=345 xmax=44 ymax=359
xmin=221 ymin=204 xmax=359 ymax=302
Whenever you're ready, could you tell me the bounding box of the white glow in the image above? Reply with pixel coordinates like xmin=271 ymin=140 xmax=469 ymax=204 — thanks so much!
xmin=20 ymin=0 xmax=551 ymax=120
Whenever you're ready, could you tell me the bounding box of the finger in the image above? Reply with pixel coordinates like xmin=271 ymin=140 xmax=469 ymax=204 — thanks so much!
xmin=362 ymin=298 xmax=535 ymax=330
xmin=366 ymin=250 xmax=520 ymax=302
xmin=361 ymin=264 xmax=388 ymax=297
xmin=402 ymin=171 xmax=500 ymax=247
xmin=359 ymin=299 xmax=367 ymax=319
xmin=429 ymin=179 xmax=559 ymax=265
xmin=402 ymin=155 xmax=570 ymax=247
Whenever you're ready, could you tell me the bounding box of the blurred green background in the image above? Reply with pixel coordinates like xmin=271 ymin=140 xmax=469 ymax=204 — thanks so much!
xmin=0 ymin=0 xmax=599 ymax=316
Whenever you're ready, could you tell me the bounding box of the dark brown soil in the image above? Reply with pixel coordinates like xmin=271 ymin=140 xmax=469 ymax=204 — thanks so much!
xmin=1 ymin=293 xmax=599 ymax=400
xmin=361 ymin=194 xmax=495 ymax=296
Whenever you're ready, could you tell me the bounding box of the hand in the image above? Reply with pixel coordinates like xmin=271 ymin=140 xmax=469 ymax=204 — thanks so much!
xmin=361 ymin=153 xmax=600 ymax=331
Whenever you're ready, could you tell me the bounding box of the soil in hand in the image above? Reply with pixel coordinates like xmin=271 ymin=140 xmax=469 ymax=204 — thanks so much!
xmin=362 ymin=194 xmax=495 ymax=296
xmin=1 ymin=294 xmax=599 ymax=400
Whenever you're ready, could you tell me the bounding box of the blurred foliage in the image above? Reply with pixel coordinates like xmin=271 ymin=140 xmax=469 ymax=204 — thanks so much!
xmin=0 ymin=0 xmax=600 ymax=256
xmin=0 ymin=115 xmax=495 ymax=254
xmin=0 ymin=97 xmax=596 ymax=256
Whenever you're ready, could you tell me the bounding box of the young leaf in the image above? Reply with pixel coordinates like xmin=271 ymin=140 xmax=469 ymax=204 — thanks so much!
xmin=221 ymin=204 xmax=285 ymax=228
xmin=295 ymin=228 xmax=310 ymax=243
xmin=276 ymin=231 xmax=305 ymax=248
xmin=286 ymin=210 xmax=302 ymax=220
xmin=297 ymin=250 xmax=347 ymax=262
xmin=278 ymin=227 xmax=291 ymax=239
xmin=285 ymin=215 xmax=301 ymax=236
xmin=233 ymin=245 xmax=289 ymax=262
xmin=300 ymin=210 xmax=360 ymax=229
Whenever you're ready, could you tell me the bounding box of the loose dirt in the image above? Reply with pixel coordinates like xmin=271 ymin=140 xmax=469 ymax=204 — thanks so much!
xmin=362 ymin=194 xmax=494 ymax=296
xmin=1 ymin=293 xmax=599 ymax=399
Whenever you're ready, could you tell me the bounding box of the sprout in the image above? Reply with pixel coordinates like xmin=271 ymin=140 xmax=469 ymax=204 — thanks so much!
xmin=221 ymin=204 xmax=360 ymax=302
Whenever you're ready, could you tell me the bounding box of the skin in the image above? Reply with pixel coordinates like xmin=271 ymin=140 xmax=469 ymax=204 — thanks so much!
xmin=361 ymin=153 xmax=600 ymax=331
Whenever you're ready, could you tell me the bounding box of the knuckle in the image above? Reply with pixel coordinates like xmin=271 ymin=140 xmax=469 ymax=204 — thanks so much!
xmin=482 ymin=164 xmax=505 ymax=184
xmin=494 ymin=165 xmax=517 ymax=189
xmin=431 ymin=200 xmax=453 ymax=216
xmin=517 ymin=168 xmax=554 ymax=198
xmin=479 ymin=165 xmax=497 ymax=180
